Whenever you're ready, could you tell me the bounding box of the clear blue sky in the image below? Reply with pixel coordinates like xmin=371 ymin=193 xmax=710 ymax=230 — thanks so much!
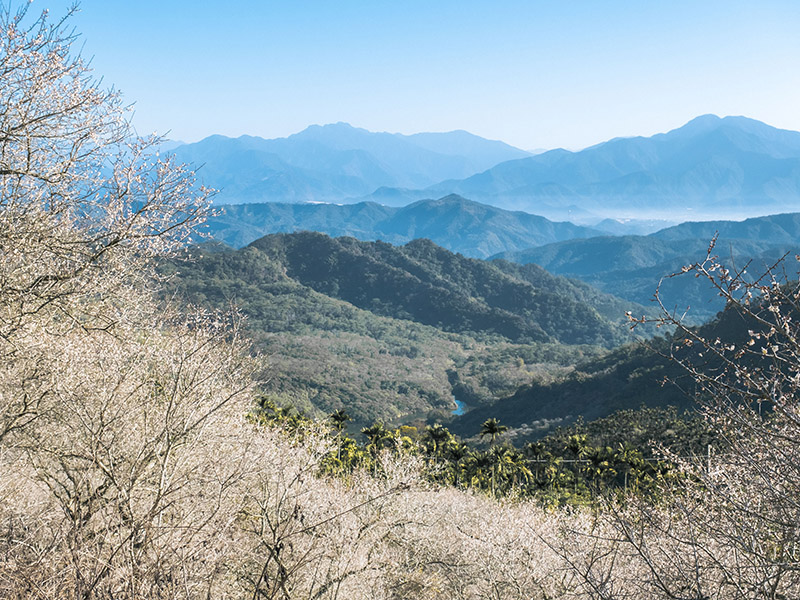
xmin=34 ymin=0 xmax=800 ymax=150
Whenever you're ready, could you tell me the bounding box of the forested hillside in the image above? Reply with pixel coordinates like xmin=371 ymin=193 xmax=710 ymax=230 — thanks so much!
xmin=163 ymin=233 xmax=647 ymax=427
xmin=249 ymin=232 xmax=638 ymax=345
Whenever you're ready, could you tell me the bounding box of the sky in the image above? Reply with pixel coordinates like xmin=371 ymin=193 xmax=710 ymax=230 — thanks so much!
xmin=29 ymin=0 xmax=800 ymax=151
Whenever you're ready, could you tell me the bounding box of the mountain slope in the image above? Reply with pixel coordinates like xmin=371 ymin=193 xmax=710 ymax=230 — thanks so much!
xmin=203 ymin=194 xmax=601 ymax=256
xmin=161 ymin=245 xmax=467 ymax=425
xmin=249 ymin=232 xmax=638 ymax=347
xmin=494 ymin=211 xmax=800 ymax=321
xmin=449 ymin=301 xmax=765 ymax=440
xmin=203 ymin=201 xmax=396 ymax=249
xmin=651 ymin=212 xmax=800 ymax=243
xmin=379 ymin=195 xmax=601 ymax=257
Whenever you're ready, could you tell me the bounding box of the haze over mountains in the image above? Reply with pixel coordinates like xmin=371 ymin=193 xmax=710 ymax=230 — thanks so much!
xmin=175 ymin=115 xmax=800 ymax=224
xmin=423 ymin=115 xmax=800 ymax=220
xmin=171 ymin=123 xmax=530 ymax=205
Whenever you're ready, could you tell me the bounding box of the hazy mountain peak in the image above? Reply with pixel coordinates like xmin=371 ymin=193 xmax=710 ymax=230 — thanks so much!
xmin=427 ymin=193 xmax=471 ymax=205
xmin=170 ymin=124 xmax=534 ymax=204
xmin=300 ymin=121 xmax=361 ymax=133
xmin=592 ymin=114 xmax=724 ymax=148
xmin=290 ymin=122 xmax=374 ymax=143
xmin=659 ymin=113 xmax=797 ymax=141
xmin=197 ymin=133 xmax=235 ymax=143
xmin=674 ymin=113 xmax=722 ymax=131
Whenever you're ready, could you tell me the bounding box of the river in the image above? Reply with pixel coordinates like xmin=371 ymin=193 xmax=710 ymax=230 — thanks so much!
xmin=451 ymin=398 xmax=468 ymax=416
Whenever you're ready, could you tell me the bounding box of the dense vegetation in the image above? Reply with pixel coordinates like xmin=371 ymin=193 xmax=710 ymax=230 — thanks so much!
xmin=163 ymin=233 xmax=642 ymax=427
xmin=249 ymin=232 xmax=639 ymax=346
xmin=261 ymin=401 xmax=713 ymax=507
xmin=450 ymin=297 xmax=764 ymax=439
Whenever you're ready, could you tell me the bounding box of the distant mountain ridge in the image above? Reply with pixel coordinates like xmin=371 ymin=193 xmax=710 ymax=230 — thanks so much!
xmin=173 ymin=115 xmax=800 ymax=224
xmin=651 ymin=212 xmax=800 ymax=243
xmin=204 ymin=194 xmax=602 ymax=257
xmin=170 ymin=123 xmax=530 ymax=205
xmin=375 ymin=115 xmax=800 ymax=221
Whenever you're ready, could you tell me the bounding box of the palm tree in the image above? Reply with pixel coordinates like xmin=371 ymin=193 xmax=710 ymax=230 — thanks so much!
xmin=488 ymin=446 xmax=512 ymax=496
xmin=329 ymin=409 xmax=351 ymax=432
xmin=361 ymin=422 xmax=394 ymax=475
xmin=361 ymin=422 xmax=396 ymax=455
xmin=424 ymin=424 xmax=454 ymax=455
xmin=479 ymin=418 xmax=508 ymax=447
xmin=565 ymin=433 xmax=589 ymax=459
xmin=524 ymin=441 xmax=552 ymax=485
xmin=465 ymin=452 xmax=494 ymax=491
xmin=615 ymin=441 xmax=644 ymax=490
xmin=564 ymin=433 xmax=589 ymax=493
xmin=445 ymin=442 xmax=472 ymax=487
xmin=329 ymin=409 xmax=351 ymax=460
xmin=478 ymin=419 xmax=508 ymax=497
xmin=505 ymin=447 xmax=533 ymax=491
xmin=585 ymin=446 xmax=616 ymax=492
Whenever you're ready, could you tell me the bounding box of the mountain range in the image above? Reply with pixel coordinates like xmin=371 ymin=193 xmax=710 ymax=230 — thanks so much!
xmin=170 ymin=123 xmax=529 ymax=205
xmin=416 ymin=114 xmax=800 ymax=220
xmin=205 ymin=194 xmax=800 ymax=294
xmin=203 ymin=194 xmax=601 ymax=256
xmin=174 ymin=115 xmax=800 ymax=223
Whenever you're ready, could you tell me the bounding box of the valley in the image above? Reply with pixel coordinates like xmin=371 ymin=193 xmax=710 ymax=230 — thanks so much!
xmin=163 ymin=116 xmax=800 ymax=445
xmin=163 ymin=233 xmax=634 ymax=430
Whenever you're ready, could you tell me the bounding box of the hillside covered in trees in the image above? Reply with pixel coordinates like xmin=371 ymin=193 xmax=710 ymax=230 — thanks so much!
xmin=248 ymin=232 xmax=640 ymax=345
xmin=163 ymin=233 xmax=648 ymax=427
